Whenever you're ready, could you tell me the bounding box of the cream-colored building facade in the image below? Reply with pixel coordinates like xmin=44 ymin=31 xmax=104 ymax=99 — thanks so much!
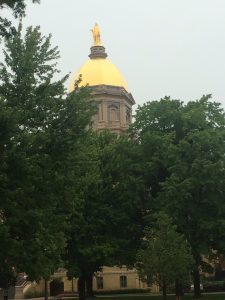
xmin=23 ymin=267 xmax=153 ymax=298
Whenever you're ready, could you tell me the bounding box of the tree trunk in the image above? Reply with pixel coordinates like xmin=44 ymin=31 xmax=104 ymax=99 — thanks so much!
xmin=78 ymin=275 xmax=86 ymax=300
xmin=7 ymin=285 xmax=15 ymax=300
xmin=0 ymin=288 xmax=4 ymax=300
xmin=193 ymin=268 xmax=201 ymax=298
xmin=162 ymin=281 xmax=167 ymax=300
xmin=44 ymin=279 xmax=48 ymax=300
xmin=175 ymin=279 xmax=183 ymax=300
xmin=71 ymin=277 xmax=74 ymax=293
xmin=85 ymin=273 xmax=94 ymax=298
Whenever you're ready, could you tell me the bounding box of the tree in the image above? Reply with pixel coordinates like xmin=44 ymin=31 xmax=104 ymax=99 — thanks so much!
xmin=131 ymin=96 xmax=225 ymax=298
xmin=158 ymin=125 xmax=225 ymax=297
xmin=65 ymin=131 xmax=145 ymax=300
xmin=137 ymin=212 xmax=193 ymax=300
xmin=0 ymin=25 xmax=94 ymax=293
xmin=0 ymin=0 xmax=39 ymax=38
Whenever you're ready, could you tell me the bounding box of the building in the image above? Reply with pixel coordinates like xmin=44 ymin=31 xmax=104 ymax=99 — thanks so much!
xmin=69 ymin=23 xmax=135 ymax=134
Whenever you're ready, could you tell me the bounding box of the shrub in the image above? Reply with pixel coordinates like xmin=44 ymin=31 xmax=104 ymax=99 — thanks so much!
xmin=203 ymin=281 xmax=225 ymax=292
xmin=95 ymin=289 xmax=150 ymax=295
xmin=24 ymin=290 xmax=45 ymax=299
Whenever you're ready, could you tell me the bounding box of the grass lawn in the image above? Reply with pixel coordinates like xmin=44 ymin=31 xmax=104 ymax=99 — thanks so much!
xmin=98 ymin=294 xmax=225 ymax=300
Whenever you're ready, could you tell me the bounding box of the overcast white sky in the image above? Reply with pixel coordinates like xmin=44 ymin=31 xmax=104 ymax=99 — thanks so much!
xmin=5 ymin=0 xmax=225 ymax=107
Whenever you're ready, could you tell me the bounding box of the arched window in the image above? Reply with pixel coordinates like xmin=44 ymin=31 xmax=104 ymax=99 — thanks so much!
xmin=108 ymin=103 xmax=120 ymax=122
xmin=110 ymin=108 xmax=117 ymax=121
xmin=126 ymin=107 xmax=131 ymax=124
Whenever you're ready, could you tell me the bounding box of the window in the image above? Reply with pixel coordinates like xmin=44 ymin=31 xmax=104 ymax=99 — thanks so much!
xmin=98 ymin=102 xmax=103 ymax=121
xmin=120 ymin=275 xmax=127 ymax=288
xmin=126 ymin=107 xmax=131 ymax=124
xmin=96 ymin=276 xmax=103 ymax=289
xmin=108 ymin=103 xmax=120 ymax=122
xmin=110 ymin=108 xmax=117 ymax=121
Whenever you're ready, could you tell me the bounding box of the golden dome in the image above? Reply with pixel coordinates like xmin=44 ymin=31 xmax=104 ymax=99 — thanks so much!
xmin=69 ymin=58 xmax=128 ymax=92
xmin=69 ymin=24 xmax=128 ymax=92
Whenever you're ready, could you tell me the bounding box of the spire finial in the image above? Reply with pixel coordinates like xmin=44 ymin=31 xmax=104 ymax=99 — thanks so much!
xmin=91 ymin=23 xmax=102 ymax=46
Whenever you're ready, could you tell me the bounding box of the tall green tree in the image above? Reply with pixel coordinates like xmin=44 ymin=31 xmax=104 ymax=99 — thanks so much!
xmin=0 ymin=26 xmax=94 ymax=291
xmin=158 ymin=124 xmax=225 ymax=297
xmin=131 ymin=96 xmax=225 ymax=298
xmin=137 ymin=212 xmax=193 ymax=300
xmin=65 ymin=131 xmax=145 ymax=300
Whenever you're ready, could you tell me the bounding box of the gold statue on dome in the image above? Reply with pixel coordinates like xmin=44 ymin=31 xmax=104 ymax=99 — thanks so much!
xmin=91 ymin=23 xmax=102 ymax=46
